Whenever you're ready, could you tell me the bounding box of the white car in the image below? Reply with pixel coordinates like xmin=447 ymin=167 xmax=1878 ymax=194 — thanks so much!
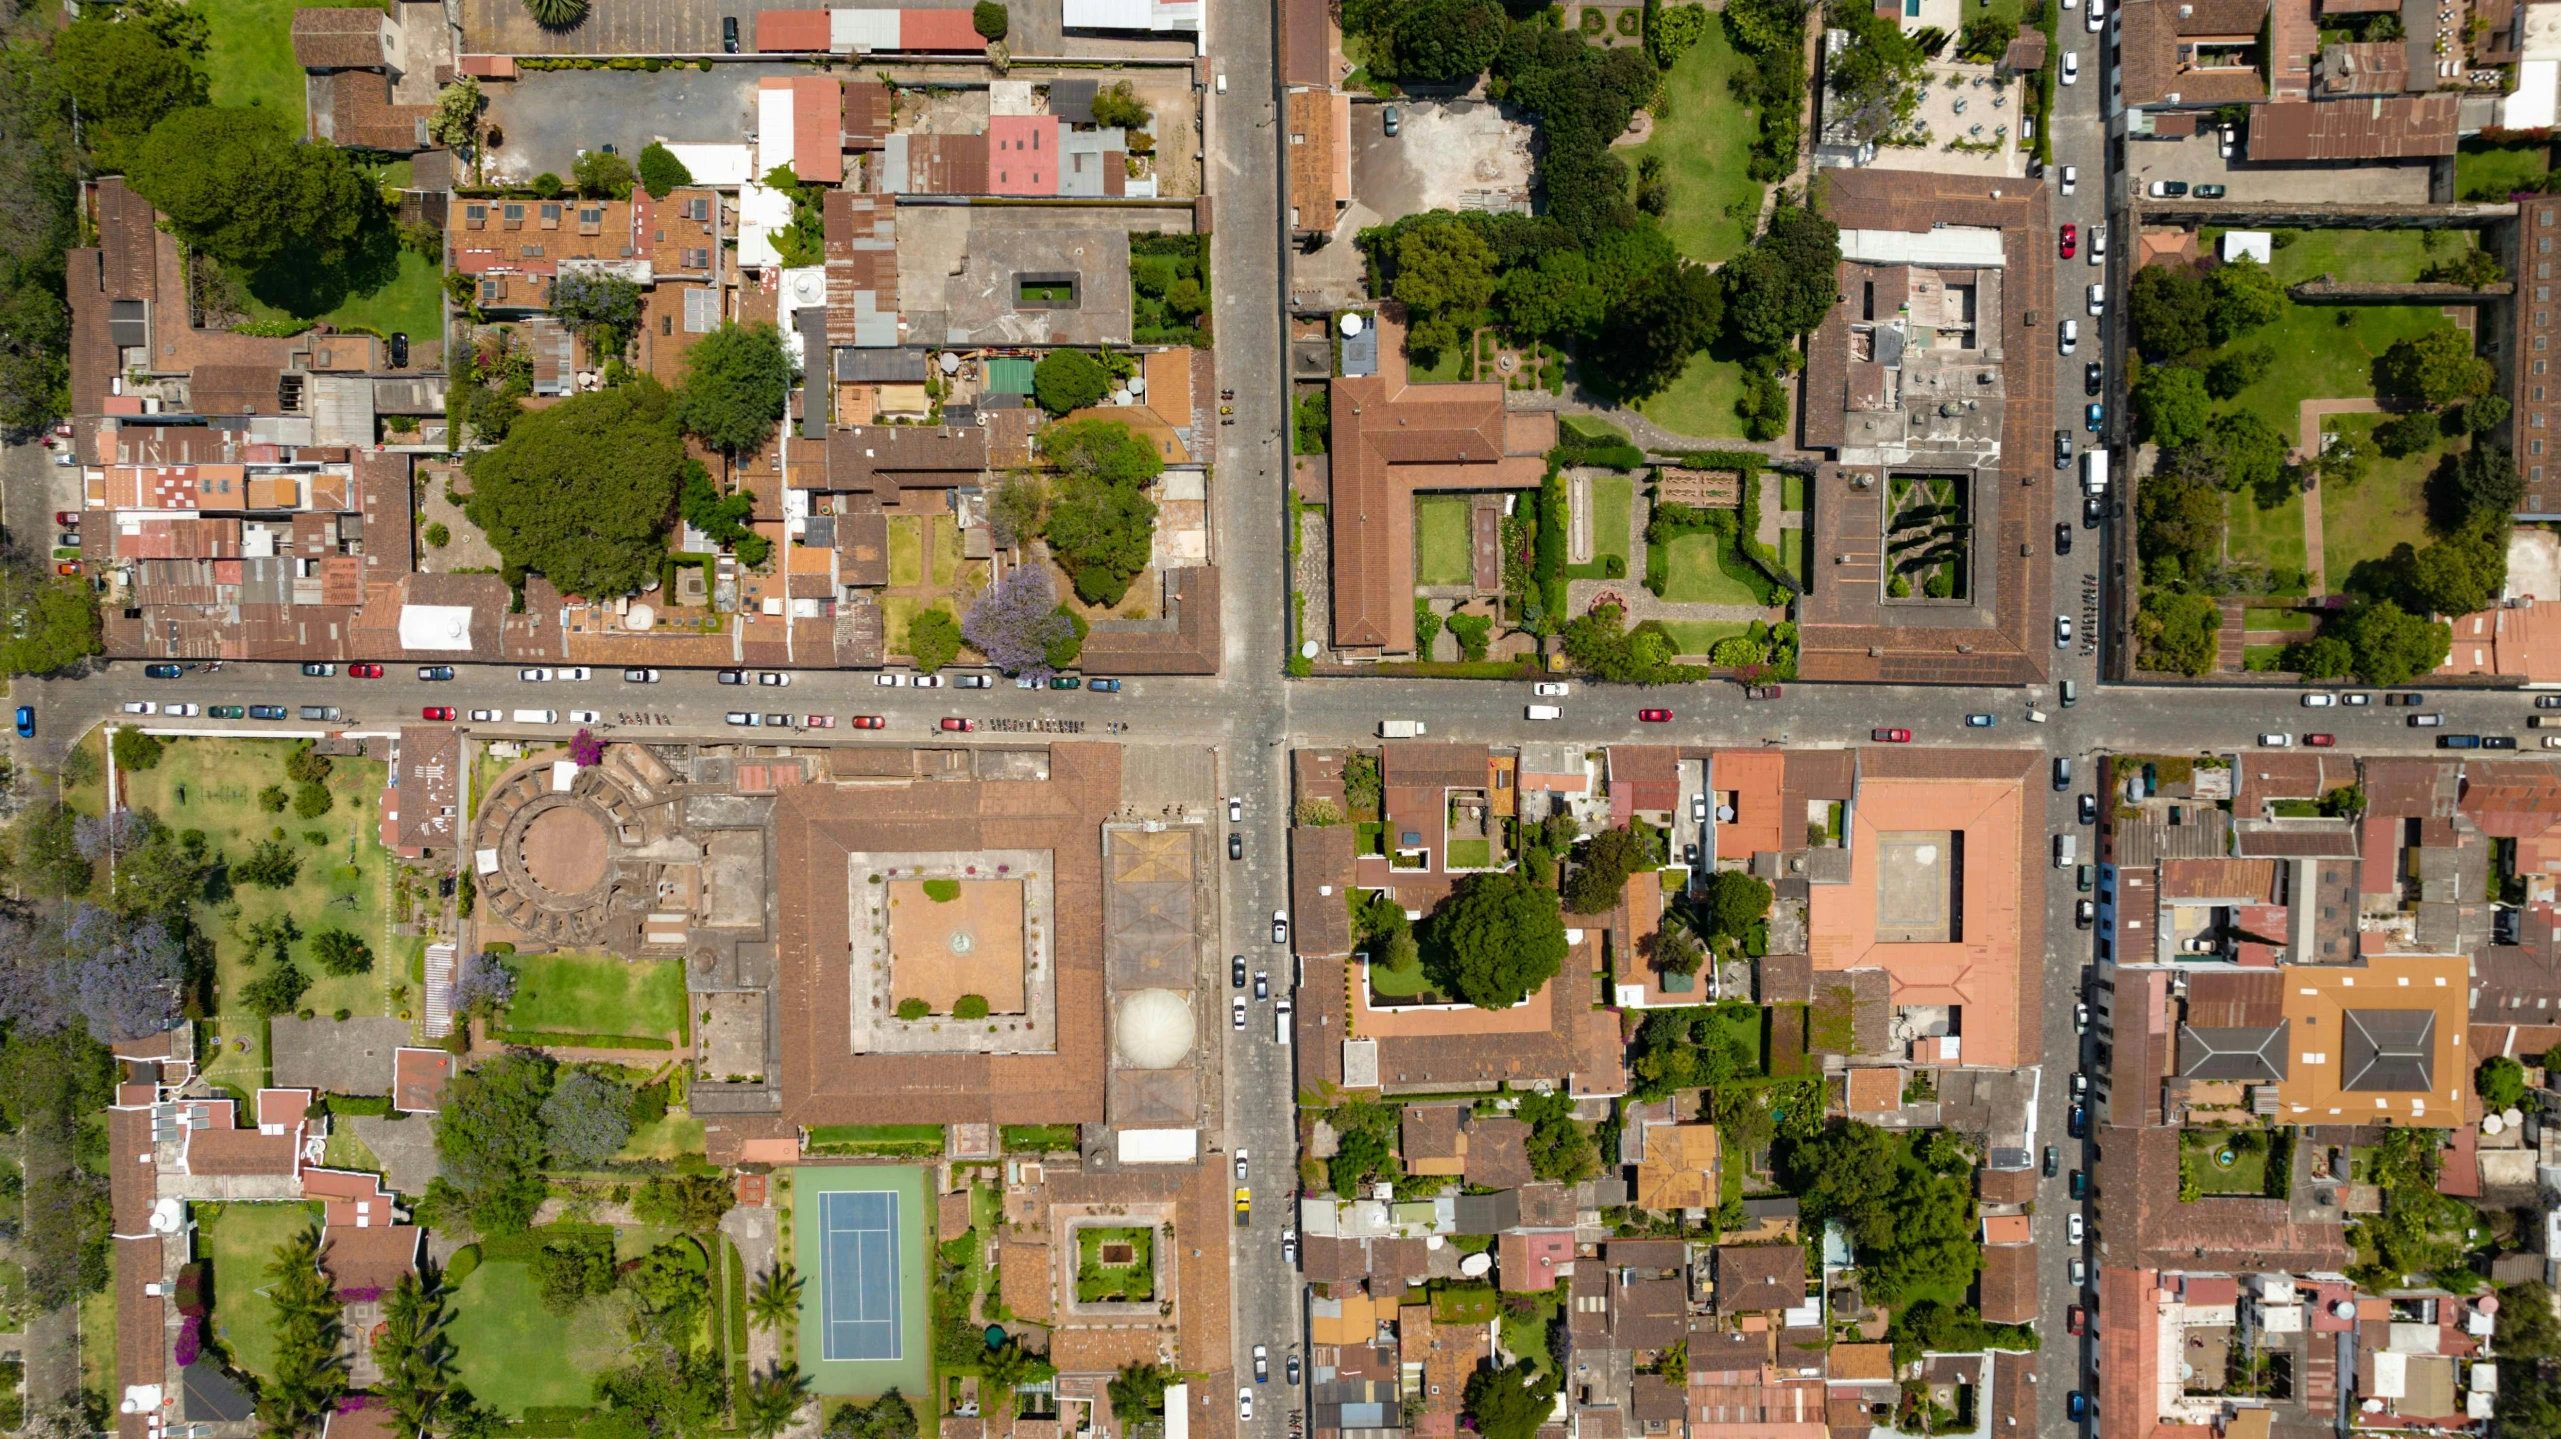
xmin=913 ymin=674 xmax=944 ymax=688
xmin=1228 ymin=796 xmax=1244 ymax=823
xmin=568 ymin=709 xmax=601 ymax=724
xmin=559 ymin=667 xmax=591 ymax=681
xmin=2086 ymin=0 xmax=2103 ymax=29
xmin=2067 ymin=1212 xmax=2085 ymax=1243
xmin=2087 ymin=281 xmax=2105 ymax=316
xmin=1272 ymin=909 xmax=1290 ymax=945
xmin=2061 ymin=49 xmax=2078 ymax=83
xmin=1532 ymin=682 xmax=1570 ymax=697
xmin=121 ymin=701 xmax=156 ymax=715
xmin=875 ymin=673 xmax=904 ymax=687
xmin=757 ymin=671 xmax=790 ymax=687
xmin=2258 ymin=733 xmax=2294 ymax=747
xmin=1235 ymin=1149 xmax=1249 ymax=1181
xmin=2069 ymin=1258 xmax=2086 ymax=1286
xmin=2219 ymin=124 xmax=2236 ymax=158
xmin=519 ymin=667 xmax=552 ymax=682
xmin=2301 ymin=693 xmax=2337 ymax=707
xmin=2058 ymin=318 xmax=2078 ymax=355
xmin=2089 ymin=225 xmax=2107 ymax=266
xmin=470 ymin=709 xmax=499 ymax=722
xmin=2056 ymin=615 xmax=2073 ymax=648
xmin=2059 ymin=164 xmax=2077 ymax=196
xmin=165 ymin=703 xmax=199 ymax=717
xmin=1239 ymin=1389 xmax=1253 ymax=1423
xmin=2542 ymin=736 xmax=2561 ymax=748
xmin=1232 ymin=997 xmax=1247 ymax=1030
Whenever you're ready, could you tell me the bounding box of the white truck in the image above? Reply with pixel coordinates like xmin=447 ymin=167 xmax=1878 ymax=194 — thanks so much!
xmin=1378 ymin=720 xmax=1428 ymax=738
xmin=2082 ymin=449 xmax=2109 ymax=497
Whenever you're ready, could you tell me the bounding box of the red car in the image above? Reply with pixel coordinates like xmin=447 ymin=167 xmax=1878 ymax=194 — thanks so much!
xmin=420 ymin=706 xmax=455 ymax=721
xmin=1872 ymin=728 xmax=1913 ymax=743
xmin=804 ymin=714 xmax=836 ymax=729
xmin=2305 ymin=733 xmax=2336 ymax=747
xmin=939 ymin=716 xmax=977 ymax=732
xmin=851 ymin=715 xmax=887 ymax=729
xmin=2068 ymin=1306 xmax=2087 ymax=1336
xmin=54 ymin=511 xmax=78 ymax=527
xmin=2059 ymin=223 xmax=2078 ymax=258
xmin=54 ymin=562 xmax=79 ymax=577
xmin=349 ymin=662 xmax=384 ymax=678
xmin=1637 ymin=709 xmax=1673 ymax=723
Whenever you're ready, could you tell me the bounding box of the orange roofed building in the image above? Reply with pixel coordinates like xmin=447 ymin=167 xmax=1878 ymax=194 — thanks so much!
xmin=1325 ymin=310 xmax=1554 ymax=655
xmin=1806 ymin=749 xmax=2041 ymax=1070
xmin=2272 ymin=950 xmax=2470 ymax=1126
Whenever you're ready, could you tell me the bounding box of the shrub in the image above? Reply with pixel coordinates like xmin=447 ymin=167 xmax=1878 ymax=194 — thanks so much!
xmin=292 ymin=781 xmax=334 ymax=819
xmin=973 ymin=0 xmax=1010 ymax=38
xmin=258 ymin=785 xmax=289 ymax=813
xmin=636 ymin=141 xmax=692 ymax=199
xmin=523 ymin=0 xmax=588 ymax=27
xmin=423 ymin=522 xmax=451 ymax=548
xmin=922 ymin=879 xmax=962 ymax=902
xmin=896 ymin=998 xmax=932 ymax=1020
xmin=954 ymin=994 xmax=991 ymax=1020
xmin=111 ymin=728 xmax=164 ymax=772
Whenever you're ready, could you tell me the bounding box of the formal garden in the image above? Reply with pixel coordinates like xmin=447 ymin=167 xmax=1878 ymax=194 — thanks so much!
xmin=491 ymin=951 xmax=690 ymax=1050
xmin=2456 ymin=135 xmax=2553 ymax=201
xmin=1073 ymin=1226 xmax=1158 ymax=1303
xmin=2178 ymin=1128 xmax=2292 ymax=1200
xmin=1882 ymin=474 xmax=1969 ymax=601
xmin=2128 ymin=233 xmax=2513 ymax=683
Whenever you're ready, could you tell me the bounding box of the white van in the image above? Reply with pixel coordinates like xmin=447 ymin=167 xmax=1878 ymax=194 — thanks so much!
xmin=2083 ymin=449 xmax=2110 ymax=497
xmin=1275 ymin=998 xmax=1293 ymax=1044
xmin=511 ymin=708 xmax=557 ymax=724
xmin=1525 ymin=705 xmax=1562 ymax=721
xmin=2054 ymin=833 xmax=2078 ymax=868
xmin=1379 ymin=719 xmax=1428 ymax=738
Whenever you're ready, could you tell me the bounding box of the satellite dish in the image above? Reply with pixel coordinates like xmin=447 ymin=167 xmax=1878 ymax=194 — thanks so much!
xmin=1340 ymin=313 xmax=1364 ymax=336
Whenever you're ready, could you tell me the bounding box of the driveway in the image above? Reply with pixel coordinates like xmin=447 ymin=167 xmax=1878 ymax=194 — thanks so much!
xmin=2128 ymin=129 xmax=2434 ymax=206
xmin=1348 ymin=98 xmax=1535 ymax=225
xmin=481 ymin=63 xmax=803 ymax=184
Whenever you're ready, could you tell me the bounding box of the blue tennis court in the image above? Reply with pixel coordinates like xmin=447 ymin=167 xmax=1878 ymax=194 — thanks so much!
xmin=819 ymin=1189 xmax=904 ymax=1362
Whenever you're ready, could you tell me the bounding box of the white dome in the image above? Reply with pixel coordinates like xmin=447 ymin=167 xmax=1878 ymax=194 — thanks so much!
xmin=1116 ymin=988 xmax=1195 ymax=1070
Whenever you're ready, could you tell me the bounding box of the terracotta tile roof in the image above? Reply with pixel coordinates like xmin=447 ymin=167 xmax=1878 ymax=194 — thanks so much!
xmin=1499 ymin=1230 xmax=1574 ymax=1292
xmin=1612 ymin=1274 xmax=1687 ymax=1351
xmin=1283 ymin=0 xmax=1332 ymax=85
xmin=1463 ymin=1116 xmax=1532 ymax=1188
xmin=1292 ymin=827 xmax=1357 ymax=957
xmin=1402 ymin=1103 xmax=1465 ymax=1167
xmin=1287 ymin=89 xmax=1351 ymax=235
xmin=291 ymin=7 xmax=389 ymax=70
xmin=115 ymin=1234 xmax=163 ymax=1439
xmin=2186 ymin=969 xmax=2284 ymax=1026
xmin=1077 ymin=566 xmax=1221 ymax=676
xmin=2367 ymin=758 xmax=2460 ymax=818
xmin=2248 ymin=93 xmax=2459 ymax=159
xmin=1977 ymin=1241 xmax=2035 ymax=1323
xmin=2117 ymin=0 xmax=2274 ymax=105
xmin=322 ymin=1225 xmax=419 ymax=1295
xmin=1990 ymin=1352 xmax=2035 ymax=1437
xmin=2095 ymin=1126 xmax=2348 ymax=1270
xmin=1713 ymin=1245 xmax=1805 ymax=1313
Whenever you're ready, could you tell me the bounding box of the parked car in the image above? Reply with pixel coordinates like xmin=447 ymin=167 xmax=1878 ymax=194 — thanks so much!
xmin=852 ymin=715 xmax=886 ymax=729
xmin=2085 ymin=360 xmax=2104 ymax=395
xmin=1253 ymin=1346 xmax=1268 ymax=1384
xmin=2075 ymin=1001 xmax=2090 ymax=1032
xmin=2059 ymin=163 xmax=2076 ymax=195
xmin=2258 ymin=733 xmax=2293 ymax=747
xmin=2055 ymin=428 xmax=2073 ymax=468
xmin=1533 ymin=682 xmax=1570 ymax=697
xmin=1382 ymin=105 xmax=1399 ymax=136
xmin=2078 ymin=793 xmax=2097 ymax=824
xmin=419 ymin=666 xmax=455 ymax=681
xmin=2068 ymin=1104 xmax=2088 ymax=1137
xmin=2058 ymin=318 xmax=2078 ymax=355
xmin=913 ymin=674 xmax=944 ymax=689
xmin=2070 ymin=1258 xmax=2085 ymax=1287
xmin=1273 ymin=910 xmax=1291 ymax=945
xmin=940 ymin=717 xmax=977 ymax=731
xmin=163 ymin=703 xmax=197 ymax=717
xmin=53 ymin=562 xmax=77 ymax=577
xmin=1638 ymin=708 xmax=1673 ymax=722
xmin=2056 ymin=615 xmax=2074 ymax=648
xmin=2488 ymin=735 xmax=2521 ymax=749
xmin=717 ymin=669 xmax=746 ymax=685
xmin=299 ymin=706 xmax=339 ymax=721
xmin=2148 ymin=179 xmax=2189 ymax=197
xmin=210 ymin=705 xmax=244 ymax=720
xmin=757 ymin=671 xmax=790 ymax=686
xmin=2068 ymin=1211 xmax=2086 ymax=1242
xmin=1254 ymin=971 xmax=1269 ymax=1000
xmin=1232 ymin=997 xmax=1246 ymax=1030
xmin=249 ymin=705 xmax=287 ymax=720
xmin=1965 ymin=713 xmax=1996 ymax=727
xmin=422 ymin=706 xmax=455 ymax=721
xmin=144 ymin=663 xmax=181 ymax=678
xmin=2059 ymin=223 xmax=2077 ymax=258
xmin=2055 ymin=522 xmax=2072 ymax=555
xmin=121 ymin=701 xmax=156 ymax=715
xmin=2441 ymin=734 xmax=2486 ymax=749
xmin=806 ymin=715 xmax=836 ymax=729
xmin=722 ymin=14 xmax=739 ymax=50
xmin=2192 ymin=183 xmax=2228 ymax=199
xmin=518 ymin=667 xmax=551 ymax=682
xmin=345 ymin=663 xmax=380 ymax=678
xmin=954 ymin=674 xmax=993 ymax=688
xmin=2076 ymin=898 xmax=2095 ymax=928
xmin=1286 ymin=1355 xmax=1300 ymax=1386
xmin=2344 ymin=692 xmax=2371 ymax=705
xmin=1871 ymin=727 xmax=1912 ymax=742
xmin=567 ymin=710 xmax=600 ymax=725
xmin=2410 ymin=712 xmax=2446 ymax=727
xmin=2043 ymin=1146 xmax=2058 ymax=1176
xmin=469 ymin=709 xmax=498 ymax=722
xmin=2087 ymin=402 xmax=2104 ymax=432
xmin=1743 ymin=685 xmax=1783 ymax=700
xmin=2071 ymin=1169 xmax=2089 ymax=1199
xmin=55 ymin=532 xmax=76 ymax=549
xmin=54 ymin=511 xmax=76 ymax=527
xmin=2089 ymin=225 xmax=2107 ymax=265
xmin=2067 ymin=1393 xmax=2087 ymax=1423
xmin=13 ymin=706 xmax=30 ymax=737
xmin=725 ymin=712 xmax=761 ymax=727
xmin=1230 ymin=832 xmax=1244 ymax=861
xmin=2061 ymin=48 xmax=2079 ymax=82
xmin=389 ymin=332 xmax=409 ymax=368
xmin=624 ymin=668 xmax=661 ymax=683
xmin=1233 ymin=957 xmax=1248 ymax=989
xmin=2068 ymin=1306 xmax=2087 ymax=1336
xmin=302 ymin=662 xmax=335 ymax=677
xmin=2307 ymin=733 xmax=2337 ymax=747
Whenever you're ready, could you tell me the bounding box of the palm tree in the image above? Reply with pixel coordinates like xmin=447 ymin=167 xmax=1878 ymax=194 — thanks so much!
xmin=259 ymin=1227 xmax=345 ymax=1439
xmin=741 ymin=1363 xmax=812 ymax=1439
xmin=521 ymin=0 xmax=589 ymax=26
xmin=374 ymin=1273 xmax=454 ymax=1439
xmin=748 ymin=1261 xmax=805 ymax=1335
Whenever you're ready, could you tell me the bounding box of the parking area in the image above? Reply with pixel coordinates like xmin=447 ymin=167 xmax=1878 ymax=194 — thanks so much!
xmin=2128 ymin=130 xmax=2436 ymax=205
xmin=1349 ymin=98 xmax=1536 ymax=225
xmin=897 ymin=207 xmax=1190 ymax=346
xmin=479 ymin=63 xmax=800 ymax=184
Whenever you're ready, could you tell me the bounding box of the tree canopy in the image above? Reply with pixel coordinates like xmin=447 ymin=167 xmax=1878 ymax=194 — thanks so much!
xmin=2131 ymin=364 xmax=2210 ymax=449
xmin=55 ymin=11 xmax=206 ymax=174
xmin=127 ymin=106 xmax=379 ymax=273
xmin=1563 ymin=824 xmax=1655 ymax=915
xmin=1033 ymin=350 xmax=1111 ymax=416
xmin=2128 ymin=263 xmax=2211 ymax=361
xmin=1343 ymin=0 xmax=1509 ymax=82
xmin=1720 ymin=205 xmax=1841 ymax=354
xmin=2334 ymin=598 xmax=2451 ymax=684
xmin=674 ymin=321 xmax=794 ymax=456
xmin=1461 ymin=1364 xmax=1558 ymax=1439
xmin=431 ymin=1051 xmax=555 ymax=1234
xmin=2206 ymin=256 xmax=2285 ymax=343
xmin=2137 ymin=471 xmax=2226 ymax=578
xmin=1041 ymin=417 xmax=1163 ymax=607
xmin=636 ymin=141 xmax=692 ymax=198
xmin=465 ymin=377 xmax=687 ymax=598
xmin=0 ymin=569 xmax=101 ymax=675
xmin=1426 ymin=870 xmax=1568 ymax=1008
xmin=2377 ymin=327 xmax=2495 ymax=408
xmin=1386 ymin=214 xmax=1498 ymax=360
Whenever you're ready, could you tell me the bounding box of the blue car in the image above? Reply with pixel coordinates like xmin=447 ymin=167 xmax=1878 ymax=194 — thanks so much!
xmin=2086 ymin=402 xmax=2104 ymax=433
xmin=248 ymin=705 xmax=287 ymax=720
xmin=1089 ymin=678 xmax=1122 ymax=693
xmin=1963 ymin=713 xmax=1996 ymax=727
xmin=2068 ymin=1393 xmax=2086 ymax=1422
xmin=143 ymin=663 xmax=181 ymax=678
xmin=13 ymin=706 xmax=30 ymax=738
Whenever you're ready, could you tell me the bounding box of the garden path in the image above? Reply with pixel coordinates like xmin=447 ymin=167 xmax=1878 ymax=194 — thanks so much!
xmin=2289 ymin=397 xmax=2382 ymax=597
xmin=2216 ymin=599 xmax=2248 ymax=671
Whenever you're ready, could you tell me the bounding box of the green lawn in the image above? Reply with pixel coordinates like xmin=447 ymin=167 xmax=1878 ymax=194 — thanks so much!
xmin=2243 ymin=643 xmax=2289 ymax=670
xmin=1634 ymin=353 xmax=1756 ymax=440
xmin=1367 ymin=952 xmax=1434 ymax=999
xmin=501 ymin=953 xmax=687 ymax=1041
xmin=205 ymin=0 xmax=382 ymax=115
xmin=2318 ymin=413 xmax=2448 ymax=594
xmin=2458 ymin=139 xmax=2552 ymax=201
xmin=616 ymin=1113 xmax=708 ymax=1162
xmin=2211 ymin=228 xmax=2477 ymax=286
xmin=1500 ymin=1288 xmax=1562 ymax=1383
xmin=1431 ymin=1285 xmax=1500 ymax=1323
xmin=1624 ymin=20 xmax=1765 ymax=266
xmin=198 ymin=1202 xmax=323 ymax=1385
xmin=117 ymin=739 xmax=398 ymax=1097
xmin=1659 ymin=620 xmax=1752 ymax=655
xmin=1709 ymin=1002 xmax=1768 ymax=1074
xmin=2224 ymin=485 xmax=2307 ymax=574
xmin=1588 ymin=475 xmax=1632 ymax=569
xmin=240 ymin=246 xmax=445 ymax=340
xmin=1658 ymin=530 xmax=1765 ymax=605
xmin=2243 ymin=606 xmax=2314 ymax=631
xmin=1415 ymin=495 xmax=1475 ymax=587
xmin=1780 ymin=473 xmax=1806 ymax=511
xmin=1447 ymin=838 xmax=1493 ymax=869
xmin=1409 ymin=335 xmax=1474 ymax=383
xmin=2183 ymin=1132 xmax=2270 ymax=1195
xmin=888 ymin=518 xmax=925 ymax=587
xmin=2203 ymin=301 xmax=2461 ymax=440
xmin=448 ymin=1261 xmax=629 ymax=1415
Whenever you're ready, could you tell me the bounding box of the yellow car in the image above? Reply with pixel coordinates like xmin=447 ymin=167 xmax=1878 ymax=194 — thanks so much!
xmin=1234 ymin=1188 xmax=1251 ymax=1226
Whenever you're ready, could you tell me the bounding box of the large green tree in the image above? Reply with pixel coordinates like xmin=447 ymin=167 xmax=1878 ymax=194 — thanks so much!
xmin=2336 ymin=598 xmax=2451 ymax=684
xmin=127 ymin=107 xmax=378 ymax=273
xmin=2206 ymin=256 xmax=2285 ymax=343
xmin=1041 ymin=417 xmax=1164 ymax=607
xmin=465 ymin=377 xmax=687 ymax=598
xmin=2132 ymin=364 xmax=2211 ymax=449
xmin=0 ymin=570 xmax=101 ymax=675
xmin=1344 ymin=0 xmax=1510 ymax=83
xmin=1720 ymin=205 xmax=1841 ymax=354
xmin=1033 ymin=350 xmax=1110 ymax=416
xmin=2396 ymin=516 xmax=2508 ymax=618
xmin=1593 ymin=258 xmax=1723 ymax=401
xmin=2195 ymin=407 xmax=2290 ymax=498
xmin=2128 ymin=263 xmax=2211 ymax=361
xmin=2377 ymin=328 xmax=2494 ymax=408
xmin=55 ymin=13 xmax=206 ymax=174
xmin=2135 ymin=590 xmax=2223 ymax=676
xmin=2137 ymin=470 xmax=2226 ymax=576
xmin=1426 ymin=870 xmax=1569 ymax=1009
xmin=430 ymin=1051 xmax=554 ymax=1236
xmin=1388 ymin=215 xmax=1498 ymax=360
xmin=1462 ymin=1364 xmax=1558 ymax=1439
xmin=674 ymin=321 xmax=793 ymax=456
